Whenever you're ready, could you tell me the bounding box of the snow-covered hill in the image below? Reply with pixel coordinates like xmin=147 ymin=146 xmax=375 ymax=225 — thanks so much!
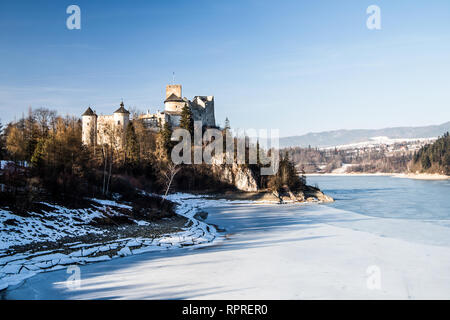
xmin=280 ymin=122 xmax=450 ymax=148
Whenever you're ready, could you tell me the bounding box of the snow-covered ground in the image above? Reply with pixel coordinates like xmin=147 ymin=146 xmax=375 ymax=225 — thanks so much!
xmin=4 ymin=199 xmax=450 ymax=299
xmin=331 ymin=163 xmax=355 ymax=174
xmin=0 ymin=200 xmax=116 ymax=250
xmin=321 ymin=136 xmax=437 ymax=151
xmin=0 ymin=194 xmax=246 ymax=292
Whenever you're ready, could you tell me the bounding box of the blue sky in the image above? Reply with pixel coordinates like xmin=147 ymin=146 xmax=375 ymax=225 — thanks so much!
xmin=0 ymin=0 xmax=449 ymax=137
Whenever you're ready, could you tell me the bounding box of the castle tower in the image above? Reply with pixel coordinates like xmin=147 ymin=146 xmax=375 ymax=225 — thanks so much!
xmin=166 ymin=84 xmax=182 ymax=99
xmin=82 ymin=107 xmax=97 ymax=146
xmin=164 ymin=84 xmax=186 ymax=113
xmin=113 ymin=101 xmax=130 ymax=147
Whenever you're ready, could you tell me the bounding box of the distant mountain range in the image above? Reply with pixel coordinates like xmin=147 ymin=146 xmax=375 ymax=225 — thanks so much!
xmin=280 ymin=121 xmax=450 ymax=148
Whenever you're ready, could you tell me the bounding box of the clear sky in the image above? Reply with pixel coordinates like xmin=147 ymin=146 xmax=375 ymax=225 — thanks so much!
xmin=0 ymin=0 xmax=449 ymax=137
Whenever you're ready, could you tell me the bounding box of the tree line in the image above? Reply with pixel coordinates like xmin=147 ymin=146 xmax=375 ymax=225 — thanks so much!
xmin=284 ymin=145 xmax=413 ymax=174
xmin=0 ymin=106 xmax=305 ymax=210
xmin=410 ymin=132 xmax=450 ymax=175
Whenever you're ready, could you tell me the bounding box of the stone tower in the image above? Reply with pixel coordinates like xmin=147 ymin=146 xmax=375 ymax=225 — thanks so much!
xmin=113 ymin=101 xmax=130 ymax=147
xmin=164 ymin=84 xmax=186 ymax=113
xmin=166 ymin=84 xmax=182 ymax=99
xmin=82 ymin=107 xmax=97 ymax=146
xmin=113 ymin=101 xmax=130 ymax=130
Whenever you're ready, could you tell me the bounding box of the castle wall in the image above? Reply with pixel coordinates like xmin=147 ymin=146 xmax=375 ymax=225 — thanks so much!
xmin=204 ymin=96 xmax=215 ymax=127
xmin=190 ymin=96 xmax=215 ymax=127
xmin=96 ymin=114 xmax=128 ymax=147
xmin=97 ymin=115 xmax=114 ymax=145
xmin=167 ymin=113 xmax=181 ymax=127
xmin=165 ymin=100 xmax=186 ymax=113
xmin=138 ymin=111 xmax=168 ymax=131
xmin=82 ymin=115 xmax=97 ymax=145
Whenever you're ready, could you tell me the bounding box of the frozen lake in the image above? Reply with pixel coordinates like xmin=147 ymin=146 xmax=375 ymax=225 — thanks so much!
xmin=4 ymin=176 xmax=450 ymax=299
xmin=307 ymin=175 xmax=450 ymax=221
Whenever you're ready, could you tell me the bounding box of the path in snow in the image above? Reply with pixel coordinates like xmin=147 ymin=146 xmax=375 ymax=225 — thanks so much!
xmin=4 ymin=203 xmax=450 ymax=299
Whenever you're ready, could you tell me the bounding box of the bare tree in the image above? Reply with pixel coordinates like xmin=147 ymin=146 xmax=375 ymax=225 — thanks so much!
xmin=99 ymin=122 xmax=122 ymax=196
xmin=34 ymin=108 xmax=57 ymax=137
xmin=161 ymin=163 xmax=180 ymax=203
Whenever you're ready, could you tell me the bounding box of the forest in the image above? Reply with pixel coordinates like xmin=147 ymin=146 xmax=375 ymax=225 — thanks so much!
xmin=284 ymin=145 xmax=412 ymax=174
xmin=410 ymin=132 xmax=450 ymax=175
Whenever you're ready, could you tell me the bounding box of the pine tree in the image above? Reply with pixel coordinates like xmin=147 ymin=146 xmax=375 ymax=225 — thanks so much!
xmin=157 ymin=121 xmax=173 ymax=160
xmin=125 ymin=122 xmax=140 ymax=167
xmin=31 ymin=138 xmax=47 ymax=170
xmin=180 ymin=105 xmax=194 ymax=136
xmin=412 ymin=132 xmax=450 ymax=174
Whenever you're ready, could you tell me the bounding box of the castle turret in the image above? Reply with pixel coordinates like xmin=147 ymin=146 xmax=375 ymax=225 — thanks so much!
xmin=164 ymin=84 xmax=186 ymax=113
xmin=166 ymin=84 xmax=182 ymax=99
xmin=82 ymin=107 xmax=97 ymax=146
xmin=113 ymin=101 xmax=130 ymax=147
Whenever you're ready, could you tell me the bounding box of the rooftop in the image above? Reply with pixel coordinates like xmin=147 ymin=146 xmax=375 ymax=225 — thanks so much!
xmin=164 ymin=93 xmax=184 ymax=103
xmin=114 ymin=102 xmax=130 ymax=114
xmin=82 ymin=107 xmax=97 ymax=117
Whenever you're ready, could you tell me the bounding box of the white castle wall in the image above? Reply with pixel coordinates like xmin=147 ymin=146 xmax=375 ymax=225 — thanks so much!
xmin=82 ymin=115 xmax=97 ymax=145
xmin=82 ymin=113 xmax=129 ymax=147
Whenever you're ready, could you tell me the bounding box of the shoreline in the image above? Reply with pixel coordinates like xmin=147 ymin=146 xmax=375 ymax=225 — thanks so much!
xmin=306 ymin=172 xmax=449 ymax=180
xmin=393 ymin=173 xmax=450 ymax=180
xmin=1 ymin=191 xmax=332 ymax=294
xmin=0 ymin=195 xmax=222 ymax=292
xmin=306 ymin=172 xmax=393 ymax=177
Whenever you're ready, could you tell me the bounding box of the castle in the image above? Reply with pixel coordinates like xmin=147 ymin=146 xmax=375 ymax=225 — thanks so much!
xmin=82 ymin=84 xmax=216 ymax=146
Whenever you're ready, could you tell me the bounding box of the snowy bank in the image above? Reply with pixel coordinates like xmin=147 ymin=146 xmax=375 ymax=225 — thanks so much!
xmin=6 ymin=202 xmax=450 ymax=299
xmin=394 ymin=173 xmax=450 ymax=180
xmin=0 ymin=194 xmax=234 ymax=292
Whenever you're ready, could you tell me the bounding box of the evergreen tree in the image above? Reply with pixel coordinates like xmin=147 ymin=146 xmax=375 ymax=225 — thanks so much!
xmin=157 ymin=121 xmax=173 ymax=160
xmin=125 ymin=122 xmax=140 ymax=167
xmin=267 ymin=151 xmax=303 ymax=192
xmin=412 ymin=132 xmax=450 ymax=174
xmin=180 ymin=105 xmax=194 ymax=136
xmin=31 ymin=138 xmax=47 ymax=170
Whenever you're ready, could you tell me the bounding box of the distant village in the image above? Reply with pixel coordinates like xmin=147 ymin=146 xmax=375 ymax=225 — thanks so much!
xmin=287 ymin=137 xmax=439 ymax=174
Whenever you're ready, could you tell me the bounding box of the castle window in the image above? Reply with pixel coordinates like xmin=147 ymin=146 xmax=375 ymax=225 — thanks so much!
xmin=118 ymin=120 xmax=121 ymax=125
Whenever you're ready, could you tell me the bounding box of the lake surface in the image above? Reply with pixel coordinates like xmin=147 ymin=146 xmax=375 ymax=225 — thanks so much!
xmin=5 ymin=176 xmax=450 ymax=299
xmin=307 ymin=175 xmax=450 ymax=222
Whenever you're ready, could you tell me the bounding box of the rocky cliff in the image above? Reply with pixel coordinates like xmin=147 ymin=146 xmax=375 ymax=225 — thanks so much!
xmin=213 ymin=163 xmax=259 ymax=192
xmin=272 ymin=185 xmax=334 ymax=203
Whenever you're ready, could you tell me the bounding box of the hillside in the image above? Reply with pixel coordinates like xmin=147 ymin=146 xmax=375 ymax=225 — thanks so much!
xmin=280 ymin=122 xmax=450 ymax=148
xmin=410 ymin=132 xmax=450 ymax=175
